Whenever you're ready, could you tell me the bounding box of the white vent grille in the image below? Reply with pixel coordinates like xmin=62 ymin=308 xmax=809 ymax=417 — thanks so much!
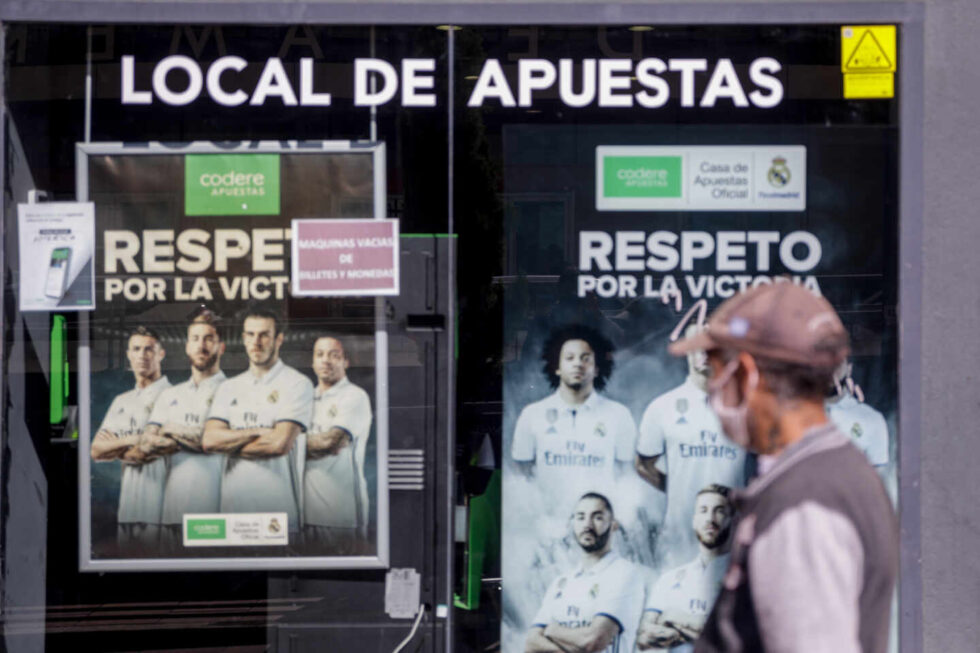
xmin=388 ymin=449 xmax=424 ymax=490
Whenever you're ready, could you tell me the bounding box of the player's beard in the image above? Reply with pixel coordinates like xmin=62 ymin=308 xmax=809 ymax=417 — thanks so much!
xmin=577 ymin=525 xmax=612 ymax=553
xmin=697 ymin=523 xmax=732 ymax=550
xmin=190 ymin=351 xmax=219 ymax=372
xmin=250 ymin=346 xmax=278 ymax=368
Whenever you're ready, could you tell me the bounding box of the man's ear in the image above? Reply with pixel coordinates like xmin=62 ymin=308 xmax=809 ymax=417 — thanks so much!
xmin=736 ymin=351 xmax=760 ymax=399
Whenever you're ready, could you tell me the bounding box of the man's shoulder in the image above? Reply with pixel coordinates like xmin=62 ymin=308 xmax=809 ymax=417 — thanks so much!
xmin=276 ymin=363 xmax=314 ymax=389
xmin=755 ymin=433 xmax=894 ymax=529
xmin=642 ymin=382 xmax=690 ymax=412
xmin=340 ymin=379 xmax=370 ymax=402
xmin=592 ymin=392 xmax=631 ymax=415
xmin=221 ymin=369 xmax=251 ymax=385
xmin=110 ymin=387 xmax=139 ymax=403
xmin=518 ymin=393 xmax=557 ymax=418
xmin=603 ymin=555 xmax=647 ymax=587
xmin=155 ymin=384 xmax=183 ymax=402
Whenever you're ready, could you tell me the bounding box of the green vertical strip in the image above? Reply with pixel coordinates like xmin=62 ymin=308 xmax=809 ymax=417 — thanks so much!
xmin=49 ymin=314 xmax=67 ymax=424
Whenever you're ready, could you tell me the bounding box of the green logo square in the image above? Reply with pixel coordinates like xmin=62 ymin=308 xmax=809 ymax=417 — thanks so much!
xmin=186 ymin=518 xmax=227 ymax=540
xmin=185 ymin=154 xmax=280 ymax=216
xmin=603 ymin=155 xmax=683 ymax=198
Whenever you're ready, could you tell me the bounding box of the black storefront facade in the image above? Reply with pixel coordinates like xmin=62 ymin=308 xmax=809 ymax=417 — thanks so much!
xmin=0 ymin=3 xmax=925 ymax=652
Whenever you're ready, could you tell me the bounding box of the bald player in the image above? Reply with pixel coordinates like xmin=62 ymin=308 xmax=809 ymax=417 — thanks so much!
xmin=637 ymin=485 xmax=734 ymax=652
xmin=526 ymin=492 xmax=647 ymax=653
xmin=304 ymin=336 xmax=373 ymax=554
xmin=203 ymin=306 xmax=313 ymax=537
xmin=635 ymin=325 xmax=748 ymax=567
xmin=91 ymin=325 xmax=171 ymax=551
xmin=140 ymin=308 xmax=227 ymax=552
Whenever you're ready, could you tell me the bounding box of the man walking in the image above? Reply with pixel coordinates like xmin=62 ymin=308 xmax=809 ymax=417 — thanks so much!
xmin=669 ymin=283 xmax=898 ymax=652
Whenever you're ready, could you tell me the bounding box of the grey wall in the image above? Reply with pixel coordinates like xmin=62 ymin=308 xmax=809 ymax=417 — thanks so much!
xmin=921 ymin=0 xmax=980 ymax=651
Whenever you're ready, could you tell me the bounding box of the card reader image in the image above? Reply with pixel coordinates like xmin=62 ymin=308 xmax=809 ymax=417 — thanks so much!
xmin=44 ymin=247 xmax=71 ymax=300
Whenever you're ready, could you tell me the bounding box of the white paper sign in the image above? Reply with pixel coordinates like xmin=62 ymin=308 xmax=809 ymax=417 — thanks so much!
xmin=385 ymin=568 xmax=421 ymax=619
xmin=18 ymin=201 xmax=96 ymax=311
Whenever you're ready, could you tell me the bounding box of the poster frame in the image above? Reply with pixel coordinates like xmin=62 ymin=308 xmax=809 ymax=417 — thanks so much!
xmin=75 ymin=139 xmax=392 ymax=571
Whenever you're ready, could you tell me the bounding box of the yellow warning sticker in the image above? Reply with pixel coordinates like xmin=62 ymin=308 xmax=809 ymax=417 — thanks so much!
xmin=841 ymin=25 xmax=897 ymax=73
xmin=843 ymin=72 xmax=894 ymax=99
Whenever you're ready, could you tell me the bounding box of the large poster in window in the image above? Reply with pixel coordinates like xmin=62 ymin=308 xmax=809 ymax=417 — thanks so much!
xmin=78 ymin=142 xmax=391 ymax=571
xmin=500 ymin=124 xmax=898 ymax=651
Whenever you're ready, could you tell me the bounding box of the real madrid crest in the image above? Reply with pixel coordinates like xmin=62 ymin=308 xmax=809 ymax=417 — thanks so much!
xmin=767 ymin=157 xmax=791 ymax=187
xmin=546 ymin=408 xmax=558 ymax=424
xmin=594 ymin=422 xmax=606 ymax=438
xmin=676 ymin=398 xmax=689 ymax=414
xmin=851 ymin=422 xmax=863 ymax=438
xmin=328 ymin=403 xmax=338 ymax=418
xmin=268 ymin=390 xmax=279 ymax=404
xmin=589 ymin=583 xmax=600 ymax=599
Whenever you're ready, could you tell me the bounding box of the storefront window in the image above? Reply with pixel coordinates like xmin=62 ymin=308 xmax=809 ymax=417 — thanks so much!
xmin=3 ymin=19 xmax=901 ymax=652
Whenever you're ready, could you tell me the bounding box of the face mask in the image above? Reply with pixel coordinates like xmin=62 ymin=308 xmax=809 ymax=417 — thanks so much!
xmin=707 ymin=358 xmax=758 ymax=449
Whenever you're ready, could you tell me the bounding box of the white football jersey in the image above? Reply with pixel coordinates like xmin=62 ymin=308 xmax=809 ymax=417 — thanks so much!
xmin=512 ymin=390 xmax=637 ymax=518
xmin=644 ymin=552 xmax=731 ymax=653
xmin=304 ymin=377 xmax=373 ymax=529
xmin=147 ymin=371 xmax=226 ymax=524
xmin=532 ymin=552 xmax=647 ymax=653
xmin=827 ymin=395 xmax=889 ymax=467
xmin=97 ymin=376 xmax=172 ymax=524
xmin=637 ymin=380 xmax=747 ymax=565
xmin=209 ymin=359 xmax=313 ymax=530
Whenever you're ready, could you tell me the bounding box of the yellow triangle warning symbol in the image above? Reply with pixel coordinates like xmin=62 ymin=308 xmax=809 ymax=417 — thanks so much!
xmin=844 ymin=30 xmax=893 ymax=71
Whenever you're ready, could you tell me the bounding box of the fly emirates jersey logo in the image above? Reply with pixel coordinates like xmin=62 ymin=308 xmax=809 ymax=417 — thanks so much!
xmin=538 ymin=407 xmax=615 ymax=471
xmin=678 ymin=429 xmax=740 ymax=460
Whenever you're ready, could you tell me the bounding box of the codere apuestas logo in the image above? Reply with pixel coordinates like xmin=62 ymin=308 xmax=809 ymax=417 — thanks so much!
xmin=185 ymin=153 xmax=281 ymax=216
xmin=603 ymin=155 xmax=683 ymax=198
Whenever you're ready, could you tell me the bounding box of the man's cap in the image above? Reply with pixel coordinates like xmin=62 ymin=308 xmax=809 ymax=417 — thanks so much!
xmin=668 ymin=283 xmax=849 ymax=370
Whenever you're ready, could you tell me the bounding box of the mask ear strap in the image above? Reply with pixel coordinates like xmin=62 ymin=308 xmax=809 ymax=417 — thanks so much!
xmin=707 ymin=358 xmax=740 ymax=394
xmin=744 ymin=363 xmax=759 ymax=397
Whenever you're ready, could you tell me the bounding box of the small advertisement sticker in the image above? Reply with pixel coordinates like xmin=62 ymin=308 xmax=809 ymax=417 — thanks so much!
xmin=596 ymin=145 xmax=806 ymax=212
xmin=185 ymin=153 xmax=281 ymax=216
xmin=291 ymin=218 xmax=400 ymax=297
xmin=183 ymin=513 xmax=289 ymax=547
xmin=18 ymin=201 xmax=96 ymax=311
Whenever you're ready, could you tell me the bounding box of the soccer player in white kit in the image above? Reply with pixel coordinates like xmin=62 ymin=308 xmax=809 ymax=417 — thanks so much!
xmin=635 ymin=326 xmax=747 ymax=568
xmin=525 ymin=492 xmax=646 ymax=653
xmin=90 ymin=326 xmax=171 ymax=552
xmin=139 ymin=308 xmax=227 ymax=553
xmin=304 ymin=336 xmax=373 ymax=554
xmin=203 ymin=307 xmax=313 ymax=539
xmin=826 ymin=360 xmax=889 ymax=468
xmin=512 ymin=326 xmax=637 ymax=523
xmin=637 ymin=485 xmax=733 ymax=652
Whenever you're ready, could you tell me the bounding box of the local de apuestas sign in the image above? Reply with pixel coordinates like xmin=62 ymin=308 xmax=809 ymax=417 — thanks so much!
xmin=121 ymin=55 xmax=785 ymax=109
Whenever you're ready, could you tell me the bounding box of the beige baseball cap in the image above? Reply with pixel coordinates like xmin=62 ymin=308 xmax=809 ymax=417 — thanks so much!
xmin=668 ymin=283 xmax=849 ymax=370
